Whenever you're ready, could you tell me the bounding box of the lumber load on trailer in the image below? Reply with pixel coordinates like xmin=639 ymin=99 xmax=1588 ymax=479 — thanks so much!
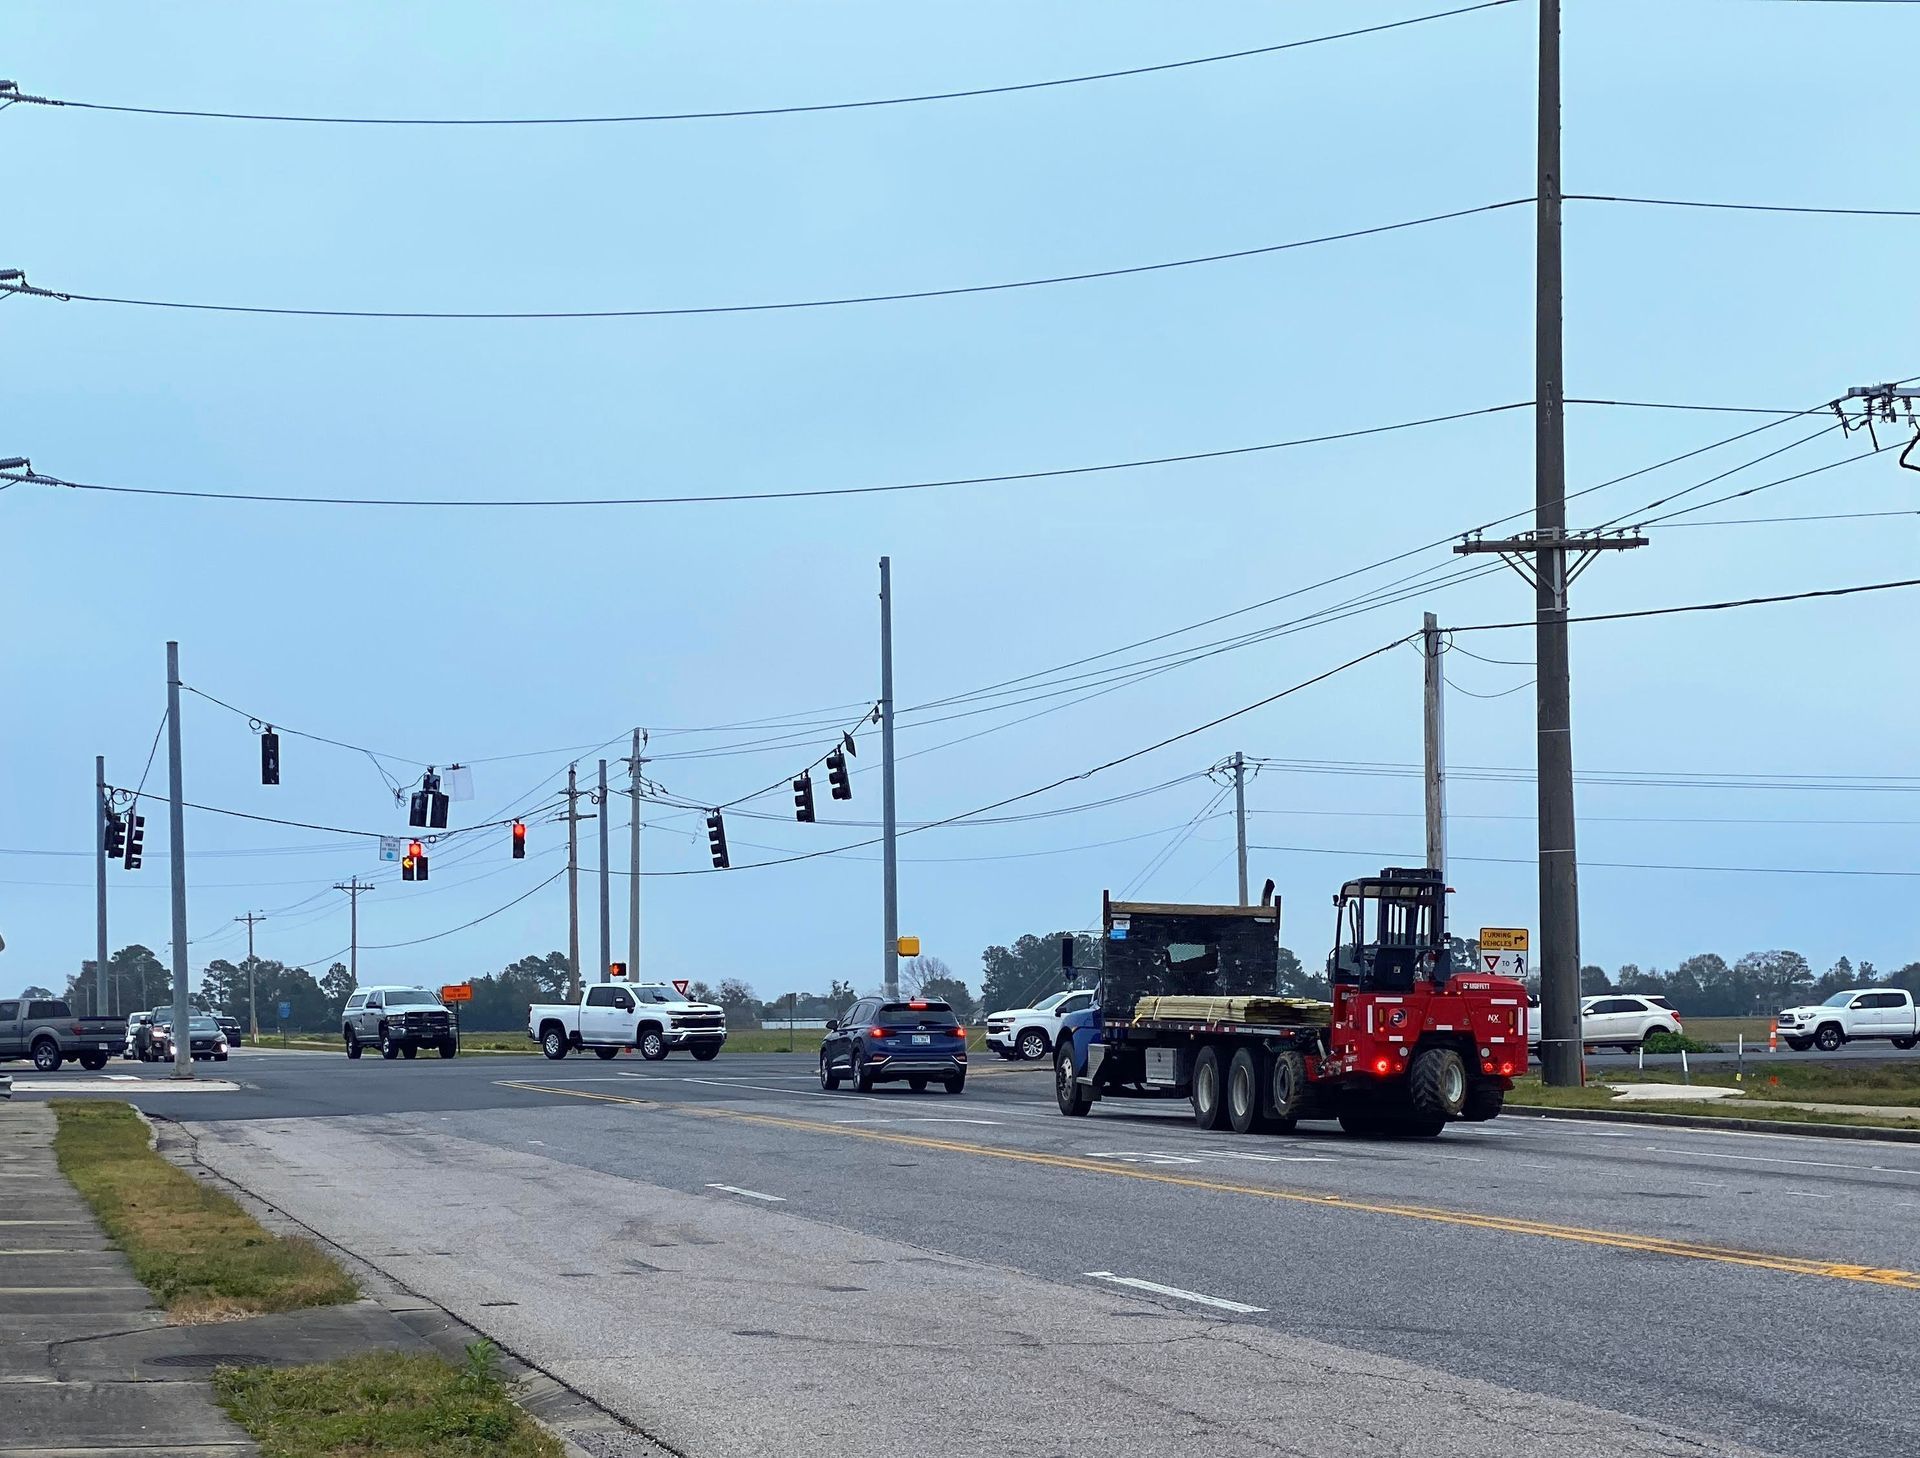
xmin=1133 ymin=995 xmax=1333 ymax=1027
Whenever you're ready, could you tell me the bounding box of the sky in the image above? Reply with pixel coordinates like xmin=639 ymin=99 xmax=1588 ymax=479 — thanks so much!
xmin=4 ymin=1 xmax=1917 ymax=1005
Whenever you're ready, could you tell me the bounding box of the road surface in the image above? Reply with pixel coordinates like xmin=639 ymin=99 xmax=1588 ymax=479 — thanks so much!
xmin=14 ymin=1046 xmax=1912 ymax=1457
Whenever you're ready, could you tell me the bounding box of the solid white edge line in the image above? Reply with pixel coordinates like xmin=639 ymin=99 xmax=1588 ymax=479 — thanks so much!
xmin=705 ymin=1182 xmax=786 ymax=1203
xmin=1083 ymin=1271 xmax=1265 ymax=1314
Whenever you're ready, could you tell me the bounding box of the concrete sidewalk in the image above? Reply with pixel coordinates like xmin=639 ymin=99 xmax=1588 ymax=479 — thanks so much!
xmin=1603 ymin=1081 xmax=1920 ymax=1120
xmin=0 ymin=1100 xmax=258 ymax=1457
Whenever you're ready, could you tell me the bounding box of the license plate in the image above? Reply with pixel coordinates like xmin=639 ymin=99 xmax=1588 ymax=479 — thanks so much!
xmin=98 ymin=1043 xmax=111 ymax=1050
xmin=911 ymin=1034 xmax=930 ymax=1045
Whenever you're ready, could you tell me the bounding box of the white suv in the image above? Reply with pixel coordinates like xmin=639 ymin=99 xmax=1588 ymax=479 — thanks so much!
xmin=1527 ymin=994 xmax=1683 ymax=1056
xmin=984 ymin=988 xmax=1094 ymax=1061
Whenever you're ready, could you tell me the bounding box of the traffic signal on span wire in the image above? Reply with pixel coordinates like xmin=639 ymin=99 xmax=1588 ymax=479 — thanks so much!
xmin=511 ymin=820 xmax=527 ymax=858
xmin=402 ymin=839 xmax=428 ymax=882
xmin=792 ymin=773 xmax=816 ymax=823
xmin=104 ymin=810 xmax=125 ymax=860
xmin=826 ymin=748 xmax=851 ymax=801
xmin=123 ymin=814 xmax=146 ymax=871
xmin=706 ymin=811 xmax=729 ymax=870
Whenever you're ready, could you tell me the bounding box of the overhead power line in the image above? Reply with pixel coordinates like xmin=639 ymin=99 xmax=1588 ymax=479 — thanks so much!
xmin=2 ymin=4 xmax=1518 ymax=124
xmin=0 ymin=200 xmax=1528 ymax=320
xmin=0 ymin=401 xmax=1529 ymax=508
xmin=1248 ymin=843 xmax=1920 ymax=878
xmin=1570 ymin=193 xmax=1920 ymax=219
xmin=1446 ymin=576 xmax=1920 ymax=633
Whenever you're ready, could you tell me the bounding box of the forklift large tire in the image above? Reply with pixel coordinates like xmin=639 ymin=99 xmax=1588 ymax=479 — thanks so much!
xmin=1267 ymin=1049 xmax=1306 ymax=1124
xmin=1226 ymin=1047 xmax=1265 ymax=1135
xmin=1461 ymin=1081 xmax=1505 ymax=1122
xmin=1055 ymin=1042 xmax=1091 ymax=1117
xmin=1190 ymin=1046 xmax=1228 ymax=1131
xmin=1409 ymin=1046 xmax=1468 ymax=1120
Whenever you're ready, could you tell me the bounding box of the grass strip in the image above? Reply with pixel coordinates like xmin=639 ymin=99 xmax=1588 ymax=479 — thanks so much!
xmin=51 ymin=1100 xmax=355 ymax=1321
xmin=215 ymin=1345 xmax=562 ymax=1458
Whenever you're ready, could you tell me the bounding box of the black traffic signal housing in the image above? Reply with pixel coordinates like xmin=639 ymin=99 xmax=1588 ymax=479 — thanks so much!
xmin=792 ymin=773 xmax=816 ymax=823
xmin=826 ymin=748 xmax=851 ymax=801
xmin=706 ymin=811 xmax=729 ymax=870
xmin=123 ymin=814 xmax=146 ymax=870
xmin=511 ymin=820 xmax=527 ymax=858
xmin=402 ymin=839 xmax=428 ymax=882
xmin=103 ymin=810 xmax=125 ymax=860
xmin=260 ymin=728 xmax=280 ymax=785
xmin=408 ymin=789 xmax=450 ymax=829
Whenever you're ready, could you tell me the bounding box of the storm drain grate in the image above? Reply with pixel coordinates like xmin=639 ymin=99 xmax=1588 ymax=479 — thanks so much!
xmin=146 ymin=1352 xmax=279 ymax=1369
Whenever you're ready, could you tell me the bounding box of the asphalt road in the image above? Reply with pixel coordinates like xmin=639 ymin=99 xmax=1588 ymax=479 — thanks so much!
xmin=12 ymin=1045 xmax=1916 ymax=1456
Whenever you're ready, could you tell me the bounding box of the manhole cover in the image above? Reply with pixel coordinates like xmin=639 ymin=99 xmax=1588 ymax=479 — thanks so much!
xmin=146 ymin=1353 xmax=276 ymax=1369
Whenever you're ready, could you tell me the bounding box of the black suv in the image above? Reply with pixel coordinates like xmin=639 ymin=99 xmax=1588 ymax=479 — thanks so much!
xmin=820 ymin=998 xmax=967 ymax=1094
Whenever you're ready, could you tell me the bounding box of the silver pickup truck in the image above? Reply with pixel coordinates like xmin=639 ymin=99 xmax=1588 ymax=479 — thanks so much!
xmin=0 ymin=997 xmax=128 ymax=1072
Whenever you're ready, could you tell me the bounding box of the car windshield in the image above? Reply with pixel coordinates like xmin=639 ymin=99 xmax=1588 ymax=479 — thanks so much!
xmin=1030 ymin=991 xmax=1068 ymax=1013
xmin=1821 ymin=991 xmax=1856 ymax=1006
xmin=634 ymin=987 xmax=686 ymax=1004
xmin=385 ymin=989 xmax=440 ymax=1008
xmin=188 ymin=1017 xmax=219 ymax=1033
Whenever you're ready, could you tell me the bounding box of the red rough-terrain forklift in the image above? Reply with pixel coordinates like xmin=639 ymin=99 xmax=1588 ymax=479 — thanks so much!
xmin=1054 ymin=867 xmax=1527 ymax=1136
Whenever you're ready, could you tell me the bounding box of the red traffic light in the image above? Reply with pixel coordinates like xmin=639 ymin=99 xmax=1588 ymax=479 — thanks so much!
xmin=511 ymin=820 xmax=527 ymax=858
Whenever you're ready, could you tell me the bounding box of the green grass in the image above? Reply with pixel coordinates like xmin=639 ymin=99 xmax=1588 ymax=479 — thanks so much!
xmin=1506 ymin=1074 xmax=1920 ymax=1128
xmin=52 ymin=1101 xmax=355 ymax=1321
xmin=214 ymin=1344 xmax=562 ymax=1458
xmin=1600 ymin=1061 xmax=1920 ymax=1108
xmin=1678 ymin=1017 xmax=1771 ymax=1046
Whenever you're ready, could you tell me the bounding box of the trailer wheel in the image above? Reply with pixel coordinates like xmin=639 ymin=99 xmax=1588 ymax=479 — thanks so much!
xmin=1055 ymin=1043 xmax=1091 ymax=1117
xmin=1409 ymin=1046 xmax=1468 ymax=1120
xmin=1267 ymin=1049 xmax=1306 ymax=1124
xmin=1226 ymin=1048 xmax=1265 ymax=1135
xmin=1191 ymin=1046 xmax=1228 ymax=1131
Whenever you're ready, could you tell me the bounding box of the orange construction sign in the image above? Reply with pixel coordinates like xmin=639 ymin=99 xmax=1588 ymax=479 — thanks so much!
xmin=440 ymin=983 xmax=474 ymax=1003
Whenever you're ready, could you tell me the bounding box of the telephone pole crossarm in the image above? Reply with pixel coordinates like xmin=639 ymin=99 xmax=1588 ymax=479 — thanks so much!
xmin=1455 ymin=530 xmax=1647 ymax=604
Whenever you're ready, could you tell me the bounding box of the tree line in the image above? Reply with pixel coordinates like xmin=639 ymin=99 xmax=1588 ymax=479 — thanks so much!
xmin=50 ymin=931 xmax=1916 ymax=1036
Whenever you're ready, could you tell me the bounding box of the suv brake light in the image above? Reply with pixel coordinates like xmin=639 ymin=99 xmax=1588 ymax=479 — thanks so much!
xmin=868 ymin=1026 xmax=888 ymax=1040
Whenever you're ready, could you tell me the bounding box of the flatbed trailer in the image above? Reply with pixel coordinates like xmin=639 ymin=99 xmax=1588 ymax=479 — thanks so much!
xmin=1053 ymin=871 xmax=1525 ymax=1138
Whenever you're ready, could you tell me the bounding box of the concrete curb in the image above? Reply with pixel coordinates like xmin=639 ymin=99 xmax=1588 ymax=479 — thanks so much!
xmin=1505 ymin=1103 xmax=1920 ymax=1143
xmin=147 ymin=1116 xmax=673 ymax=1458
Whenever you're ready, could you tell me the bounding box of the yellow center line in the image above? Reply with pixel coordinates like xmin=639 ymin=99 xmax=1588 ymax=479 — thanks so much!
xmin=496 ymin=1081 xmax=1920 ymax=1290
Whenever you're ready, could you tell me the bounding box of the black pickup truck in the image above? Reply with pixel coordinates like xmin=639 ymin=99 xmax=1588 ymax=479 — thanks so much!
xmin=0 ymin=998 xmax=128 ymax=1072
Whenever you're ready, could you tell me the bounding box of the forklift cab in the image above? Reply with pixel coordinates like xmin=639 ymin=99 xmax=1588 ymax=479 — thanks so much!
xmin=1331 ymin=867 xmax=1451 ymax=993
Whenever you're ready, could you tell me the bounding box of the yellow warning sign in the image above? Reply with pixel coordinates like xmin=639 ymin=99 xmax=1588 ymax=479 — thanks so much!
xmin=1480 ymin=927 xmax=1529 ymax=952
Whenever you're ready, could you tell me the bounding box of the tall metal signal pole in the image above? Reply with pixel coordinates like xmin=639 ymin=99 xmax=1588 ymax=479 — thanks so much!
xmin=165 ymin=641 xmax=191 ymax=1080
xmin=234 ymin=911 xmax=266 ymax=1039
xmin=331 ymin=879 xmax=373 ymax=987
xmin=95 ymin=756 xmax=109 ymax=1017
xmin=626 ymin=729 xmax=646 ymax=980
xmin=1456 ymin=1 xmax=1643 ymax=1085
xmin=879 ymin=556 xmax=899 ymax=1001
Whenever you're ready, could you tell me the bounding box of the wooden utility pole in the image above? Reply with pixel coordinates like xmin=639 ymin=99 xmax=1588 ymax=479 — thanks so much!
xmin=1454 ymin=1 xmax=1644 ymax=1085
xmin=234 ymin=911 xmax=266 ymax=1039
xmin=1422 ymin=615 xmax=1447 ymax=883
xmin=331 ymin=880 xmax=373 ymax=989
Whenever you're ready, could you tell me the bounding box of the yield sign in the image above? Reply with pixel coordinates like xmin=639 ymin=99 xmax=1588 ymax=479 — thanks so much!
xmin=673 ymin=979 xmax=691 ymax=997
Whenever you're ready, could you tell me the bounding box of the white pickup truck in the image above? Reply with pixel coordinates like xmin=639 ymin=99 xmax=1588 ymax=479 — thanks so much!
xmin=528 ymin=983 xmax=728 ymax=1062
xmin=1775 ymin=988 xmax=1920 ymax=1053
xmin=984 ymin=988 xmax=1096 ymax=1060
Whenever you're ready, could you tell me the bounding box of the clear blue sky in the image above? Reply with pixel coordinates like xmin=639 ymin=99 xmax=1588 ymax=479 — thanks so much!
xmin=6 ymin=1 xmax=1916 ymax=1003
